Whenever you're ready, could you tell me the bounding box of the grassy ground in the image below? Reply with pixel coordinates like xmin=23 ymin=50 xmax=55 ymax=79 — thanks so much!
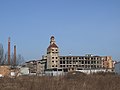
xmin=0 ymin=72 xmax=120 ymax=90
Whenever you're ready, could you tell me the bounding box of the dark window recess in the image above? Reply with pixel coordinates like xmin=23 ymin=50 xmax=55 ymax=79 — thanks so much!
xmin=60 ymin=61 xmax=62 ymax=64
xmin=67 ymin=61 xmax=69 ymax=64
xmin=94 ymin=61 xmax=96 ymax=64
xmin=91 ymin=61 xmax=93 ymax=64
xmin=82 ymin=61 xmax=84 ymax=64
xmin=63 ymin=57 xmax=65 ymax=59
xmin=52 ymin=49 xmax=54 ymax=51
xmin=88 ymin=61 xmax=90 ymax=64
xmin=63 ymin=61 xmax=65 ymax=64
xmin=85 ymin=61 xmax=87 ymax=64
xmin=97 ymin=61 xmax=99 ymax=64
xmin=82 ymin=65 xmax=84 ymax=68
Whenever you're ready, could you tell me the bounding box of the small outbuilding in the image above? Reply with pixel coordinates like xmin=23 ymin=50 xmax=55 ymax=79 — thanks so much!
xmin=115 ymin=62 xmax=120 ymax=75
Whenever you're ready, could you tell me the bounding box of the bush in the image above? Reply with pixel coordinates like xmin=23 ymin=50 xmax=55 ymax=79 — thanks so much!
xmin=0 ymin=73 xmax=120 ymax=90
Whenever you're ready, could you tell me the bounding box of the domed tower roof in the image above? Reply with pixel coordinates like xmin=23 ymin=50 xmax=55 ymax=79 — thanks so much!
xmin=47 ymin=43 xmax=58 ymax=49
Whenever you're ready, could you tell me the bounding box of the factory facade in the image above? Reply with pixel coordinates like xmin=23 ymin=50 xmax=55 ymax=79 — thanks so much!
xmin=39 ymin=36 xmax=114 ymax=75
xmin=24 ymin=36 xmax=114 ymax=76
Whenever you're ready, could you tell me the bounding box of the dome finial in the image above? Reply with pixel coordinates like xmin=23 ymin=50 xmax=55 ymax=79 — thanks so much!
xmin=51 ymin=36 xmax=55 ymax=39
xmin=50 ymin=36 xmax=55 ymax=45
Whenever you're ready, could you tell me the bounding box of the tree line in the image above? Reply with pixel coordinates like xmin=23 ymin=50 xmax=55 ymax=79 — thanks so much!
xmin=0 ymin=43 xmax=24 ymax=66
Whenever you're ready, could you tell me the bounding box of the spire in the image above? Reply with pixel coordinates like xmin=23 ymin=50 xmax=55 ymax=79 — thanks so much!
xmin=50 ymin=36 xmax=55 ymax=45
xmin=47 ymin=36 xmax=58 ymax=50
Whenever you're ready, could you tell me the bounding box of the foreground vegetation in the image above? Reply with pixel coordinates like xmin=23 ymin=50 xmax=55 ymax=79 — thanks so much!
xmin=0 ymin=72 xmax=120 ymax=90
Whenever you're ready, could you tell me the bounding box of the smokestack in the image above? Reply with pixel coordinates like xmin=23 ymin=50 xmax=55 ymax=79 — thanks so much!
xmin=8 ymin=37 xmax=10 ymax=65
xmin=14 ymin=45 xmax=16 ymax=66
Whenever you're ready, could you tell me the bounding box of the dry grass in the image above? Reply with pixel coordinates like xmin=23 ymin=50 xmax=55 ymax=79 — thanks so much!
xmin=0 ymin=72 xmax=120 ymax=90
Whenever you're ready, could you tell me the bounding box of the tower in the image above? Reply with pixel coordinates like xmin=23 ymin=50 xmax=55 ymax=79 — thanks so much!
xmin=47 ymin=36 xmax=59 ymax=69
xmin=14 ymin=45 xmax=16 ymax=66
xmin=8 ymin=37 xmax=10 ymax=65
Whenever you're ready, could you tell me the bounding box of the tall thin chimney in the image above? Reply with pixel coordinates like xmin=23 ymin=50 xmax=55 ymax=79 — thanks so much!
xmin=14 ymin=45 xmax=16 ymax=66
xmin=8 ymin=37 xmax=10 ymax=65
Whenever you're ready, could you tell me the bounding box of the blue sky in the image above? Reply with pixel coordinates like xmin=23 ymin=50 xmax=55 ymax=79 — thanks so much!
xmin=0 ymin=0 xmax=120 ymax=61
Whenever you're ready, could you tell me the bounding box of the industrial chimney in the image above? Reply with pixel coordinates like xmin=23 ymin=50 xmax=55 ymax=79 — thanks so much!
xmin=14 ymin=45 xmax=16 ymax=66
xmin=8 ymin=37 xmax=10 ymax=65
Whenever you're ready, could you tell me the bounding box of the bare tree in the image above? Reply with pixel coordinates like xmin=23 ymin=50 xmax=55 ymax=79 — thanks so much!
xmin=0 ymin=43 xmax=4 ymax=65
xmin=16 ymin=54 xmax=25 ymax=65
xmin=10 ymin=53 xmax=14 ymax=65
xmin=4 ymin=52 xmax=8 ymax=65
xmin=11 ymin=53 xmax=25 ymax=66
